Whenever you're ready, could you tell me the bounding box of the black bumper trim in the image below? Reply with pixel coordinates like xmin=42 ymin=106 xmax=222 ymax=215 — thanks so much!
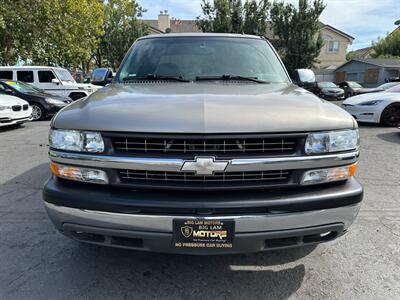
xmin=43 ymin=176 xmax=363 ymax=214
xmin=61 ymin=222 xmax=345 ymax=255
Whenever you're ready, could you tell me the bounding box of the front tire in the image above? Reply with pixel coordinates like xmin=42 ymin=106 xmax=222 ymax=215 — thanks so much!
xmin=380 ymin=103 xmax=400 ymax=126
xmin=31 ymin=104 xmax=45 ymax=121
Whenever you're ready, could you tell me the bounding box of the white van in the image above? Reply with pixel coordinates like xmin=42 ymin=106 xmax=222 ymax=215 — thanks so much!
xmin=0 ymin=66 xmax=101 ymax=100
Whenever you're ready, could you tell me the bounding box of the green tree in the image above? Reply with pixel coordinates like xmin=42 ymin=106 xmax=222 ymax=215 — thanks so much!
xmin=30 ymin=0 xmax=104 ymax=69
xmin=0 ymin=0 xmax=104 ymax=69
xmin=372 ymin=29 xmax=400 ymax=58
xmin=0 ymin=1 xmax=32 ymax=65
xmin=98 ymin=0 xmax=149 ymax=70
xmin=197 ymin=0 xmax=270 ymax=35
xmin=270 ymin=0 xmax=326 ymax=74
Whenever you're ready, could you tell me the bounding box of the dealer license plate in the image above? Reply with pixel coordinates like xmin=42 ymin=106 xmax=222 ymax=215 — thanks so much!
xmin=173 ymin=219 xmax=235 ymax=249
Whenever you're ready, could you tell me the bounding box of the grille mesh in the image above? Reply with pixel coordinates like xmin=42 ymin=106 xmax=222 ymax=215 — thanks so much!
xmin=112 ymin=136 xmax=297 ymax=156
xmin=118 ymin=169 xmax=290 ymax=188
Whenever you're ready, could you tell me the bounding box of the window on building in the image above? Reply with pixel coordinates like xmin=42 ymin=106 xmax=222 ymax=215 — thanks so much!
xmin=38 ymin=70 xmax=56 ymax=83
xmin=0 ymin=71 xmax=13 ymax=80
xmin=17 ymin=71 xmax=34 ymax=83
xmin=328 ymin=41 xmax=340 ymax=53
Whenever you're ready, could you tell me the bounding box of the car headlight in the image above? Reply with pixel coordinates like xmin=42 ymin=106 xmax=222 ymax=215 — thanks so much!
xmin=50 ymin=162 xmax=108 ymax=184
xmin=305 ymin=129 xmax=359 ymax=154
xmin=301 ymin=163 xmax=358 ymax=185
xmin=357 ymin=100 xmax=384 ymax=106
xmin=0 ymin=105 xmax=12 ymax=111
xmin=49 ymin=129 xmax=104 ymax=152
xmin=46 ymin=98 xmax=66 ymax=105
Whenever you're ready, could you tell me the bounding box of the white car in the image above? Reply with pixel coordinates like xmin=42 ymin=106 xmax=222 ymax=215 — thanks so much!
xmin=0 ymin=66 xmax=101 ymax=101
xmin=0 ymin=94 xmax=32 ymax=127
xmin=342 ymin=84 xmax=400 ymax=126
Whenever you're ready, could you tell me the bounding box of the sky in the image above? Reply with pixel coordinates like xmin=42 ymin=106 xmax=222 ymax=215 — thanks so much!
xmin=138 ymin=0 xmax=400 ymax=51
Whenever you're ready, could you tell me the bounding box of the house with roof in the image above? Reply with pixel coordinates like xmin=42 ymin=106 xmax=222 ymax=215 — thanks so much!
xmin=142 ymin=11 xmax=354 ymax=72
xmin=335 ymin=58 xmax=400 ymax=87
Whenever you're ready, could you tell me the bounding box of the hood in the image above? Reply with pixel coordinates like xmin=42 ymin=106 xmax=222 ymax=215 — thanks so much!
xmin=321 ymin=87 xmax=344 ymax=94
xmin=0 ymin=94 xmax=29 ymax=106
xmin=357 ymin=87 xmax=383 ymax=94
xmin=77 ymin=83 xmax=102 ymax=91
xmin=343 ymin=92 xmax=399 ymax=105
xmin=52 ymin=82 xmax=355 ymax=133
xmin=25 ymin=91 xmax=70 ymax=102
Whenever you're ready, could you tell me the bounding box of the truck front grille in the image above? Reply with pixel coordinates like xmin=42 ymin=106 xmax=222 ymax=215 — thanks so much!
xmin=118 ymin=169 xmax=291 ymax=189
xmin=111 ymin=135 xmax=299 ymax=157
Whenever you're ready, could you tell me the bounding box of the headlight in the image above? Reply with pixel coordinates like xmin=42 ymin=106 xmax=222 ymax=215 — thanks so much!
xmin=357 ymin=100 xmax=384 ymax=106
xmin=301 ymin=163 xmax=358 ymax=185
xmin=49 ymin=129 xmax=104 ymax=152
xmin=50 ymin=162 xmax=108 ymax=184
xmin=305 ymin=129 xmax=359 ymax=154
xmin=0 ymin=105 xmax=12 ymax=111
xmin=46 ymin=98 xmax=66 ymax=105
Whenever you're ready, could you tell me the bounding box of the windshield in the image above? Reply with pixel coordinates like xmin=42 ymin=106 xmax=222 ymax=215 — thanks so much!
xmin=54 ymin=69 xmax=75 ymax=82
xmin=378 ymin=82 xmax=400 ymax=90
xmin=117 ymin=37 xmax=289 ymax=83
xmin=348 ymin=81 xmax=362 ymax=88
xmin=4 ymin=81 xmax=41 ymax=93
xmin=318 ymin=82 xmax=337 ymax=88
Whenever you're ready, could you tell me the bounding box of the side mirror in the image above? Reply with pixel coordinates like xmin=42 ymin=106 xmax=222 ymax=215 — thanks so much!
xmin=91 ymin=68 xmax=114 ymax=86
xmin=52 ymin=78 xmax=61 ymax=85
xmin=292 ymin=69 xmax=316 ymax=87
xmin=4 ymin=88 xmax=15 ymax=94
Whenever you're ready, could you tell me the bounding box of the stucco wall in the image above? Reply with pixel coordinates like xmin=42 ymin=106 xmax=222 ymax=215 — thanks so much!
xmin=316 ymin=27 xmax=351 ymax=69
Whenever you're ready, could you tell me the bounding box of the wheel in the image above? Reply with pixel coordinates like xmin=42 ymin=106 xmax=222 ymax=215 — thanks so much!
xmin=380 ymin=103 xmax=400 ymax=126
xmin=31 ymin=104 xmax=45 ymax=121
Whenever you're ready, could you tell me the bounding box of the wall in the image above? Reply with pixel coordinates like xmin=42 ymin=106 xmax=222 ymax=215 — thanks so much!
xmin=335 ymin=61 xmax=387 ymax=87
xmin=316 ymin=27 xmax=351 ymax=69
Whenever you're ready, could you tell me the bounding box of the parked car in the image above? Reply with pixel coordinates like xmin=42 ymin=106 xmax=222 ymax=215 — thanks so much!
xmin=0 ymin=66 xmax=101 ymax=100
xmin=43 ymin=33 xmax=362 ymax=255
xmin=338 ymin=81 xmax=364 ymax=98
xmin=315 ymin=82 xmax=345 ymax=100
xmin=355 ymin=82 xmax=400 ymax=96
xmin=0 ymin=94 xmax=32 ymax=127
xmin=342 ymin=83 xmax=400 ymax=126
xmin=0 ymin=80 xmax=72 ymax=121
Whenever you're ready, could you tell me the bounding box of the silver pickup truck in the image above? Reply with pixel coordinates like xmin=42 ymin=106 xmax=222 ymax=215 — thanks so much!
xmin=43 ymin=33 xmax=362 ymax=254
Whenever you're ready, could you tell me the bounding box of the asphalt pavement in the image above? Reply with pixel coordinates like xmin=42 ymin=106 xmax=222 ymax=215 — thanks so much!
xmin=0 ymin=120 xmax=399 ymax=299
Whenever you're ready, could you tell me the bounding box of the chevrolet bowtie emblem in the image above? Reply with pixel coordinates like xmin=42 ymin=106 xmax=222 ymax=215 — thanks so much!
xmin=181 ymin=157 xmax=229 ymax=175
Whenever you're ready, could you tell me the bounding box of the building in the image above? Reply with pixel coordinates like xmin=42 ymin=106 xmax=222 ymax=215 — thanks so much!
xmin=335 ymin=58 xmax=400 ymax=87
xmin=351 ymin=47 xmax=374 ymax=59
xmin=142 ymin=11 xmax=354 ymax=71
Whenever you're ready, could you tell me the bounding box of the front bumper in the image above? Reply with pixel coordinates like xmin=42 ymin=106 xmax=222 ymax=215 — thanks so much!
xmin=0 ymin=109 xmax=32 ymax=127
xmin=342 ymin=104 xmax=381 ymax=123
xmin=43 ymin=176 xmax=363 ymax=254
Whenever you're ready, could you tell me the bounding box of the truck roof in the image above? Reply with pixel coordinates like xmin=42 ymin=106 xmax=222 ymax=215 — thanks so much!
xmin=138 ymin=32 xmax=263 ymax=40
xmin=0 ymin=66 xmax=67 ymax=70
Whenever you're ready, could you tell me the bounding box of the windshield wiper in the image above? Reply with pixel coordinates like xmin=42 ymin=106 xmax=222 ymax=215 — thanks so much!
xmin=196 ymin=74 xmax=269 ymax=84
xmin=122 ymin=74 xmax=190 ymax=82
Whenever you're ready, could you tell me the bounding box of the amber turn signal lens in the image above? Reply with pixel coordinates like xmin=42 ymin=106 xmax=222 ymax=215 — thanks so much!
xmin=50 ymin=162 xmax=60 ymax=176
xmin=348 ymin=163 xmax=358 ymax=177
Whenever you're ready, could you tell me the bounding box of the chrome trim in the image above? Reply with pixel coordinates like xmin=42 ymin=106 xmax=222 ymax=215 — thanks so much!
xmin=49 ymin=150 xmax=359 ymax=172
xmin=44 ymin=202 xmax=361 ymax=233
